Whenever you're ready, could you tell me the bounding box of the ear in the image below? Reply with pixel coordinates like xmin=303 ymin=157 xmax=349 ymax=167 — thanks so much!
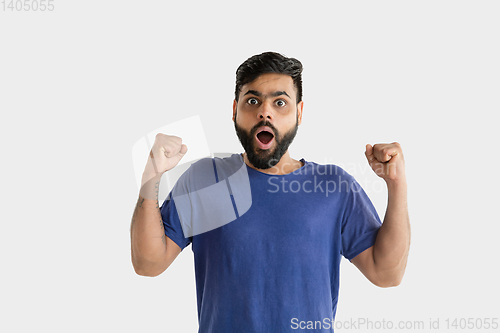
xmin=297 ymin=101 xmax=304 ymax=125
xmin=232 ymin=100 xmax=237 ymax=121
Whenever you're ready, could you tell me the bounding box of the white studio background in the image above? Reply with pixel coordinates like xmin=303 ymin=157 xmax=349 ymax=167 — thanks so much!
xmin=1 ymin=1 xmax=498 ymax=332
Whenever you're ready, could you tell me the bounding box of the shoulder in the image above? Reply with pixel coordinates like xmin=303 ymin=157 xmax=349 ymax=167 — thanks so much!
xmin=186 ymin=153 xmax=243 ymax=172
xmin=173 ymin=153 xmax=244 ymax=194
xmin=301 ymin=160 xmax=357 ymax=183
xmin=184 ymin=153 xmax=244 ymax=178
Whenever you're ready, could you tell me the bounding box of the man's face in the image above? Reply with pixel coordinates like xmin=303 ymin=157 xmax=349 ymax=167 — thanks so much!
xmin=233 ymin=73 xmax=303 ymax=169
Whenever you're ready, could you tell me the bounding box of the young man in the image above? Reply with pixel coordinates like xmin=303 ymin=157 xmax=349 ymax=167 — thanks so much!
xmin=130 ymin=52 xmax=410 ymax=332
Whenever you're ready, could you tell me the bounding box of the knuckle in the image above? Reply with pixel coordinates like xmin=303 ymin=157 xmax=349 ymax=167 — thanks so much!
xmin=165 ymin=142 xmax=177 ymax=152
xmin=169 ymin=135 xmax=182 ymax=145
xmin=155 ymin=133 xmax=166 ymax=140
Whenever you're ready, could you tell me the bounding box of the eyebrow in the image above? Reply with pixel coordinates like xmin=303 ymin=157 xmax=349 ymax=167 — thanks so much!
xmin=244 ymin=90 xmax=291 ymax=99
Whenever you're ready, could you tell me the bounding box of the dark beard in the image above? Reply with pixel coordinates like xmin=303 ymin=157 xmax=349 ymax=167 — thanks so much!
xmin=234 ymin=115 xmax=298 ymax=170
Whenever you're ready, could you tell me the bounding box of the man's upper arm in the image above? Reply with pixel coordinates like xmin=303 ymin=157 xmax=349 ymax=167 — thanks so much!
xmin=162 ymin=236 xmax=182 ymax=271
xmin=132 ymin=235 xmax=182 ymax=277
xmin=136 ymin=236 xmax=182 ymax=277
xmin=350 ymin=245 xmax=380 ymax=286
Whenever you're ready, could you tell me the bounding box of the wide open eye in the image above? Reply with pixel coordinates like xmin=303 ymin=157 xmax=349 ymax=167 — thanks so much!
xmin=247 ymin=98 xmax=259 ymax=105
xmin=275 ymin=99 xmax=286 ymax=107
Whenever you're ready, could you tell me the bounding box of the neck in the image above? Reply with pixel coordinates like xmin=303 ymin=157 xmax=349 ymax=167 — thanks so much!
xmin=242 ymin=151 xmax=304 ymax=175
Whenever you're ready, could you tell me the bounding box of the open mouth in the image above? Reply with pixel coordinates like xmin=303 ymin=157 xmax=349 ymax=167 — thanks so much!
xmin=255 ymin=127 xmax=275 ymax=149
xmin=257 ymin=131 xmax=274 ymax=144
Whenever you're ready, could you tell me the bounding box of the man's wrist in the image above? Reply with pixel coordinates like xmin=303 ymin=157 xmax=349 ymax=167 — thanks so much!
xmin=385 ymin=177 xmax=407 ymax=193
xmin=140 ymin=171 xmax=163 ymax=201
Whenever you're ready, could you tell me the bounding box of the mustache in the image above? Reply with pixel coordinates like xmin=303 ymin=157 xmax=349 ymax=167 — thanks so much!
xmin=250 ymin=120 xmax=278 ymax=136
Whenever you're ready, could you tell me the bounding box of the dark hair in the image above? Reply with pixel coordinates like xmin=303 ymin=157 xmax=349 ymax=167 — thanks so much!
xmin=235 ymin=52 xmax=303 ymax=103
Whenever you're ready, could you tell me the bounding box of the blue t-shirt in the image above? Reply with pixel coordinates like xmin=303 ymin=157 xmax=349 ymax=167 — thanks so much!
xmin=161 ymin=154 xmax=382 ymax=333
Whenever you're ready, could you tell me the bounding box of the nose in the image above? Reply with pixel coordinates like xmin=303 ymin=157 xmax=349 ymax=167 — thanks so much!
xmin=258 ymin=101 xmax=273 ymax=121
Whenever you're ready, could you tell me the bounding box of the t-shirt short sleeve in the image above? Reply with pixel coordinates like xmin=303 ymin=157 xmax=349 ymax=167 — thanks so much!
xmin=160 ymin=193 xmax=192 ymax=250
xmin=341 ymin=180 xmax=382 ymax=261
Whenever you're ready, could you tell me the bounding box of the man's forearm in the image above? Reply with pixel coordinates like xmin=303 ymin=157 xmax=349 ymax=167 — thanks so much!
xmin=372 ymin=180 xmax=411 ymax=284
xmin=130 ymin=173 xmax=168 ymax=274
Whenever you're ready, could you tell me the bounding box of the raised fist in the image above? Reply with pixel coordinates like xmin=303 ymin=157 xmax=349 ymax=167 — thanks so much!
xmin=148 ymin=134 xmax=188 ymax=174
